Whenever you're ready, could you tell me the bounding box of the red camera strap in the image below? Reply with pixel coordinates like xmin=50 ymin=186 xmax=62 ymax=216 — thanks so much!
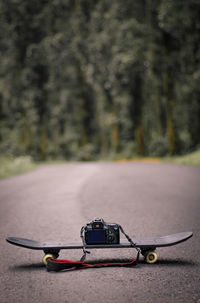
xmin=46 ymin=223 xmax=140 ymax=272
xmin=46 ymin=252 xmax=140 ymax=272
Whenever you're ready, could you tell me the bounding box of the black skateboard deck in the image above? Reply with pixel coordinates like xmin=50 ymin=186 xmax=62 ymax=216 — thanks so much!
xmin=6 ymin=231 xmax=193 ymax=264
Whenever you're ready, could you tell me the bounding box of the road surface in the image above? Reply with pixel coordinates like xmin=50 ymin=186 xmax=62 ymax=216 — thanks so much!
xmin=0 ymin=162 xmax=200 ymax=303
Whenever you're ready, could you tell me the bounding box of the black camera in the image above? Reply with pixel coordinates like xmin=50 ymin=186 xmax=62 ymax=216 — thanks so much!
xmin=84 ymin=218 xmax=120 ymax=245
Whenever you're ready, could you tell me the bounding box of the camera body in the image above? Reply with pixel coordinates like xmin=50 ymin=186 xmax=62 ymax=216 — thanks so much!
xmin=84 ymin=218 xmax=120 ymax=245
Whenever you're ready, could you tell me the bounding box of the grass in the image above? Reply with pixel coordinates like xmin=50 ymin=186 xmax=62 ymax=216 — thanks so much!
xmin=167 ymin=149 xmax=200 ymax=166
xmin=0 ymin=155 xmax=36 ymax=179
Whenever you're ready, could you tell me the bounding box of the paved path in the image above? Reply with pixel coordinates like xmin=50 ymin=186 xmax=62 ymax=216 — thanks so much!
xmin=0 ymin=162 xmax=200 ymax=303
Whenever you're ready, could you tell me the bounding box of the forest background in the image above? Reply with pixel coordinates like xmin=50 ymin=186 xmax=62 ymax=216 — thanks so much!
xmin=0 ymin=0 xmax=200 ymax=162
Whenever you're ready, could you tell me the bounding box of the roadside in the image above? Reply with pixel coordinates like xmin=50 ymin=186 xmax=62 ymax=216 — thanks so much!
xmin=166 ymin=149 xmax=200 ymax=166
xmin=116 ymin=149 xmax=200 ymax=167
xmin=0 ymin=149 xmax=199 ymax=179
xmin=0 ymin=155 xmax=36 ymax=179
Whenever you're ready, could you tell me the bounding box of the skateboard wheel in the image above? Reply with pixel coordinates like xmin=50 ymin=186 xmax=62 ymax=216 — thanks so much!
xmin=145 ymin=251 xmax=158 ymax=264
xmin=43 ymin=253 xmax=54 ymax=266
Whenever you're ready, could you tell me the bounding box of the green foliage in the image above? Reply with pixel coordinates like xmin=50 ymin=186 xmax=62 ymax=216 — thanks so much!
xmin=167 ymin=149 xmax=200 ymax=166
xmin=0 ymin=0 xmax=200 ymax=160
xmin=0 ymin=156 xmax=36 ymax=179
xmin=148 ymin=135 xmax=168 ymax=157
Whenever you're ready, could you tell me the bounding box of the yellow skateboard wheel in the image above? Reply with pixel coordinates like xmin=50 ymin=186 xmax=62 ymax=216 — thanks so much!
xmin=43 ymin=253 xmax=54 ymax=266
xmin=145 ymin=251 xmax=158 ymax=264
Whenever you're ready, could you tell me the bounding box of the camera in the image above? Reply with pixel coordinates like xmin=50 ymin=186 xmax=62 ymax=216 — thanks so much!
xmin=84 ymin=218 xmax=120 ymax=245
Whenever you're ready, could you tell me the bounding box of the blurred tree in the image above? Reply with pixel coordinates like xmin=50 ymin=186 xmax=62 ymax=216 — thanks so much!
xmin=0 ymin=0 xmax=199 ymax=159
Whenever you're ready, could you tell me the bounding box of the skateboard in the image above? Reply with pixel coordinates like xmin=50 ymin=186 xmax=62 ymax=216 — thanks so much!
xmin=6 ymin=231 xmax=193 ymax=265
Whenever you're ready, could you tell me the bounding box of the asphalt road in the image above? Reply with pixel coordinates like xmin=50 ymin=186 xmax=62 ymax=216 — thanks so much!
xmin=0 ymin=162 xmax=200 ymax=303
